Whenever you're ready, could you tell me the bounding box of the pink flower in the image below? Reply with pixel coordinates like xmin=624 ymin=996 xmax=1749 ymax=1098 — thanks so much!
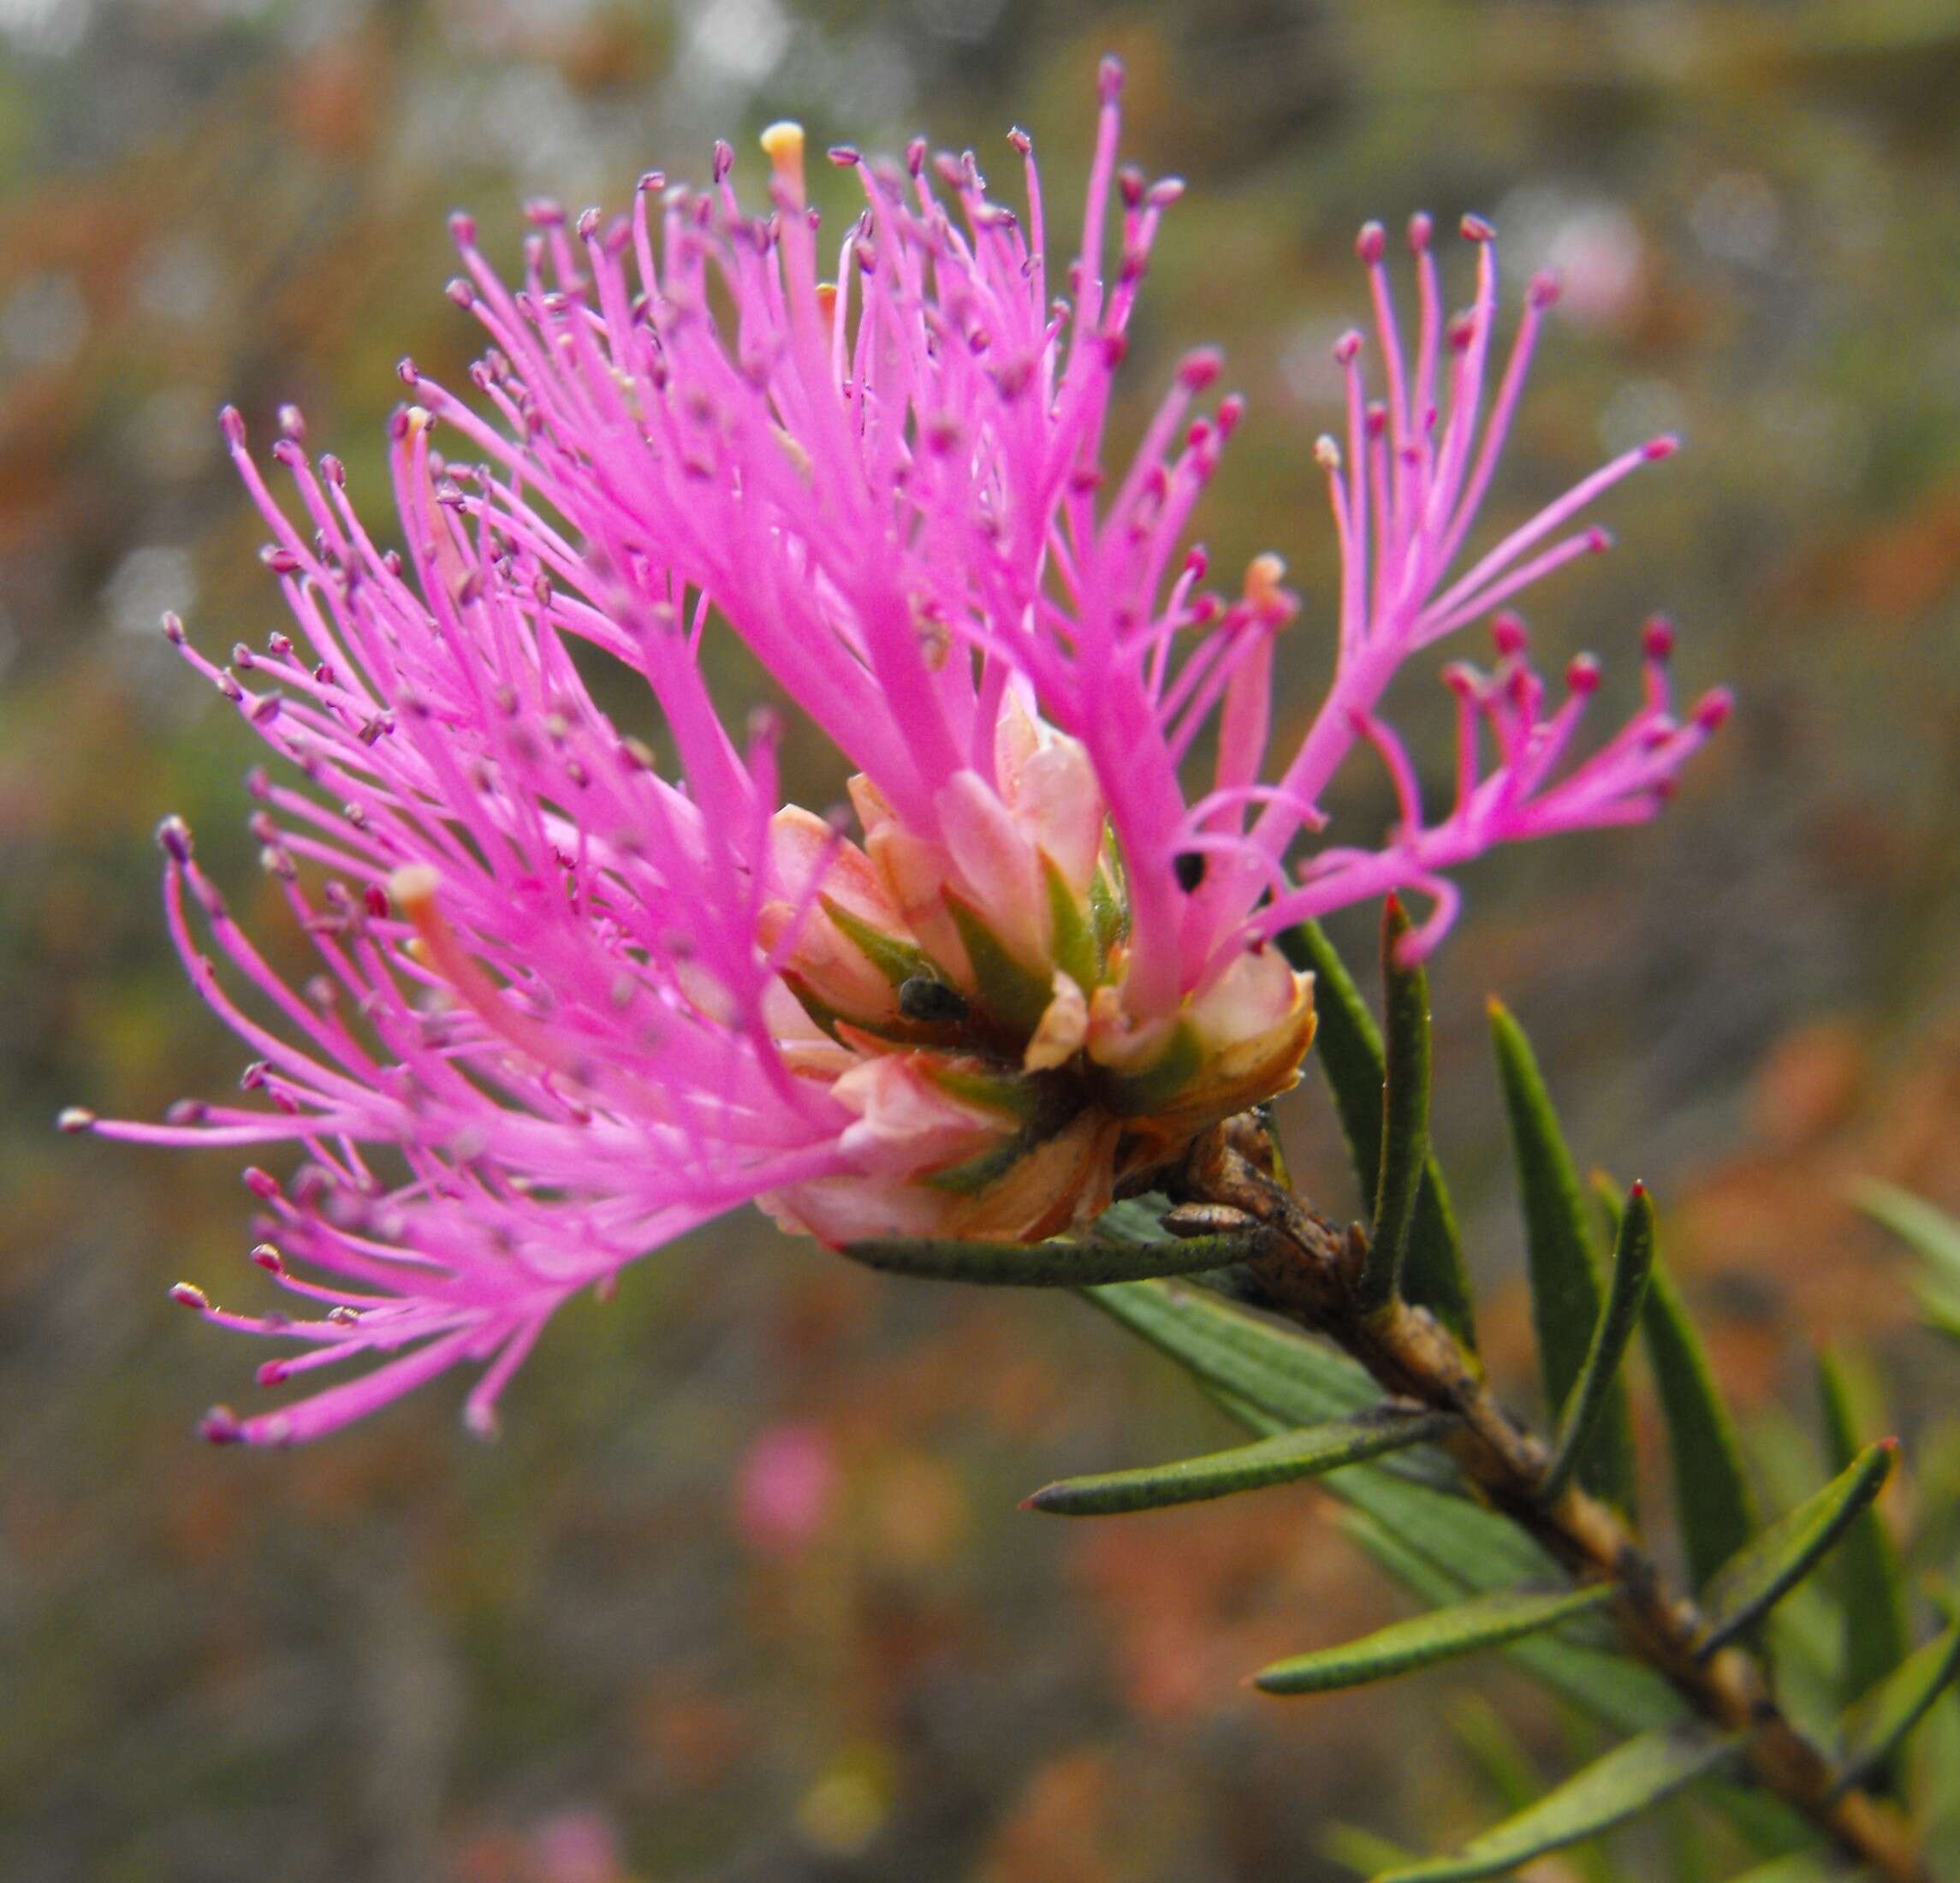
xmin=88 ymin=64 xmax=1725 ymax=1445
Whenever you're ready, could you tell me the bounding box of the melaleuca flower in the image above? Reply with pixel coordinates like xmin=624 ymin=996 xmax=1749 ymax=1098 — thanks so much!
xmin=83 ymin=62 xmax=1727 ymax=1444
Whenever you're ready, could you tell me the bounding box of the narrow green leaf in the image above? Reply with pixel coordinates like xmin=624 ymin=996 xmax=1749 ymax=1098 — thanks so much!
xmin=1853 ymin=1180 xmax=1960 ymax=1295
xmin=1371 ymin=1726 xmax=1743 ymax=1882
xmin=1340 ymin=1512 xmax=1684 ymax=1735
xmin=1322 ymin=1826 xmax=1420 ymax=1877
xmin=842 ymin=1232 xmax=1261 ymax=1286
xmin=1697 ymin=1442 xmax=1898 ymax=1657
xmin=1541 ymin=1183 xmax=1657 ymax=1506
xmin=1025 ymin=1406 xmax=1452 ymax=1516
xmin=1641 ymin=1256 xmax=1759 ymax=1592
xmin=1086 ymin=1277 xmax=1381 ymax=1429
xmin=1852 ymin=1181 xmax=1960 ymax=1341
xmin=1832 ymin=1617 xmax=1960 ymax=1801
xmin=1256 ymin=1583 xmax=1617 ymax=1696
xmin=1489 ymin=999 xmax=1636 ymax=1513
xmin=1280 ymin=921 xmax=1477 ymax=1348
xmin=1815 ymin=1352 xmax=1910 ymax=1725
xmin=1363 ymin=896 xmax=1430 ymax=1313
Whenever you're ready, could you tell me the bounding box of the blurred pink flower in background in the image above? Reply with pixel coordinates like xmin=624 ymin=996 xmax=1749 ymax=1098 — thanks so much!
xmin=83 ymin=60 xmax=1725 ymax=1445
xmin=734 ymin=1422 xmax=839 ymax=1555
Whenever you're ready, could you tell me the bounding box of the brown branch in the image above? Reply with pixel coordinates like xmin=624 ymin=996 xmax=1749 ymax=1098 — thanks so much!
xmin=1170 ymin=1123 xmax=1929 ymax=1883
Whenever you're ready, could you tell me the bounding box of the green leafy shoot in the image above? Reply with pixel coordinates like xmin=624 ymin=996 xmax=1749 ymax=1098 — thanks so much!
xmin=1280 ymin=921 xmax=1477 ymax=1348
xmin=1253 ymin=1582 xmax=1619 ymax=1696
xmin=1831 ymin=1614 xmax=1960 ymax=1802
xmin=1489 ymin=999 xmax=1637 ymax=1513
xmin=1640 ymin=1256 xmax=1759 ymax=1592
xmin=1025 ymin=1405 xmax=1452 ymax=1517
xmin=840 ymin=1230 xmax=1262 ymax=1286
xmin=1370 ymin=1725 xmax=1743 ymax=1882
xmin=1696 ymin=1441 xmax=1898 ymax=1658
xmin=1363 ymin=895 xmax=1430 ymax=1315
xmin=1815 ymin=1351 xmax=1910 ymax=1724
xmin=1853 ymin=1180 xmax=1960 ymax=1333
xmin=1541 ymin=1183 xmax=1656 ymax=1506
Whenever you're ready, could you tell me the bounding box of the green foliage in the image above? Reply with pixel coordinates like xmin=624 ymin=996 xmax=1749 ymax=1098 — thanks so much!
xmin=1280 ymin=921 xmax=1476 ymax=1346
xmin=1025 ymin=1406 xmax=1451 ymax=1516
xmin=1856 ymin=1180 xmax=1960 ymax=1339
xmin=1253 ymin=1583 xmax=1618 ymax=1696
xmin=1369 ymin=1726 xmax=1743 ymax=1882
xmin=1696 ymin=1442 xmax=1897 ymax=1657
xmin=1815 ymin=1353 xmax=1910 ymax=1735
xmin=1048 ymin=920 xmax=1960 ymax=1874
xmin=839 ymin=1229 xmax=1262 ymax=1286
xmin=1642 ymin=1256 xmax=1761 ymax=1591
xmin=1541 ymin=1184 xmax=1655 ymax=1506
xmin=1833 ymin=1614 xmax=1960 ymax=1801
xmin=1489 ymin=999 xmax=1638 ymax=1513
xmin=1363 ymin=896 xmax=1432 ymax=1315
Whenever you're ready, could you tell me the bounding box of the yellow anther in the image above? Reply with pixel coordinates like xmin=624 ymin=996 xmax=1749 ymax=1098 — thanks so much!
xmin=761 ymin=120 xmax=805 ymax=178
xmin=816 ymin=281 xmax=838 ymax=324
xmin=1313 ymin=433 xmax=1341 ymax=471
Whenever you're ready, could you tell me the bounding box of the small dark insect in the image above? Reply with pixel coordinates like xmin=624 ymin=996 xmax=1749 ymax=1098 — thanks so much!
xmin=898 ymin=976 xmax=970 ymax=1024
xmin=1173 ymin=851 xmax=1206 ymax=892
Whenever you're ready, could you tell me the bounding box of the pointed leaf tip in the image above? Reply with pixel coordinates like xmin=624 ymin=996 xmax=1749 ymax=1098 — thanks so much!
xmin=1026 ymin=1407 xmax=1453 ymax=1518
xmin=1696 ymin=1440 xmax=1897 ymax=1657
xmin=1254 ymin=1582 xmax=1617 ymax=1696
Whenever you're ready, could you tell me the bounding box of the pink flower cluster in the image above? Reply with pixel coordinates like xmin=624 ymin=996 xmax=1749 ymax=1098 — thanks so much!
xmin=83 ymin=63 xmax=1726 ymax=1444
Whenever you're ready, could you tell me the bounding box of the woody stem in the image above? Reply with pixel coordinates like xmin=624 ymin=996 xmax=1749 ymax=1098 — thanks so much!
xmin=1171 ymin=1123 xmax=1929 ymax=1883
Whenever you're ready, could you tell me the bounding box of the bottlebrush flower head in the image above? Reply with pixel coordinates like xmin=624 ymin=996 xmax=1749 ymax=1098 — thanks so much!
xmin=87 ymin=62 xmax=1726 ymax=1444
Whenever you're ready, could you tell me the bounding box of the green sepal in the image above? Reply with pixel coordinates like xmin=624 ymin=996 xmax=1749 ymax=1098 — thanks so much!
xmin=1815 ymin=1351 xmax=1910 ymax=1732
xmin=1696 ymin=1441 xmax=1898 ymax=1658
xmin=1831 ymin=1613 xmax=1960 ymax=1801
xmin=840 ymin=1231 xmax=1262 ymax=1286
xmin=1025 ymin=1405 xmax=1452 ymax=1517
xmin=945 ymin=891 xmax=1054 ymax=1038
xmin=1489 ymin=998 xmax=1636 ymax=1514
xmin=923 ymin=1061 xmax=1048 ymax=1123
xmin=1280 ymin=921 xmax=1476 ymax=1349
xmin=1369 ymin=1725 xmax=1743 ymax=1882
xmin=1640 ymin=1256 xmax=1759 ymax=1593
xmin=1042 ymin=852 xmax=1099 ymax=991
xmin=1541 ymin=1183 xmax=1656 ymax=1506
xmin=1094 ymin=1020 xmax=1203 ymax=1119
xmin=818 ymin=893 xmax=928 ymax=989
xmin=1254 ymin=1582 xmax=1618 ymax=1696
xmin=1363 ymin=896 xmax=1431 ymax=1315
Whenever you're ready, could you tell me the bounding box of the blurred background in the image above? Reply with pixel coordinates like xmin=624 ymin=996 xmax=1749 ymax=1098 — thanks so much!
xmin=7 ymin=2 xmax=1960 ymax=1877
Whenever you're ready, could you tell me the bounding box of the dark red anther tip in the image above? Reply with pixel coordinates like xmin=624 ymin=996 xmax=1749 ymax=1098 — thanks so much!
xmin=199 ymin=1405 xmax=246 ymax=1446
xmin=1097 ymin=55 xmax=1125 ymax=104
xmin=1585 ymin=526 xmax=1613 ymax=553
xmin=1355 ymin=220 xmax=1387 ymax=264
xmin=1642 ymin=616 xmax=1676 ymax=661
xmin=1643 ymin=434 xmax=1680 ymax=461
xmin=1566 ymin=653 xmax=1602 ymax=694
xmin=1528 ymin=270 xmax=1562 ymax=309
xmin=170 ymin=1281 xmax=210 ymax=1310
xmin=250 ymin=1243 xmax=284 ymax=1273
xmin=242 ymin=1167 xmax=281 ymax=1200
xmin=1693 ymin=688 xmax=1734 ymax=732
xmin=448 ymin=211 xmax=477 ymax=246
xmin=218 ymin=405 xmax=246 ymax=447
xmin=1490 ymin=612 xmax=1527 ymax=657
xmin=1629 ymin=1178 xmax=1648 ymax=1199
xmin=1333 ymin=327 xmax=1363 ymax=365
xmin=1177 ymin=347 xmax=1224 ymax=391
xmin=1407 ymin=211 xmax=1432 ymax=251
xmin=1460 ymin=212 xmax=1494 ymax=242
